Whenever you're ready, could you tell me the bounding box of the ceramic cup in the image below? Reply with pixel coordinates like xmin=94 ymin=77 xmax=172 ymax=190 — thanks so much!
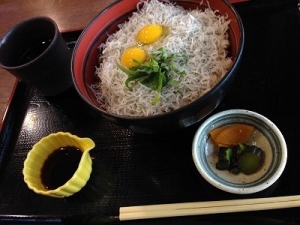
xmin=23 ymin=132 xmax=95 ymax=198
xmin=0 ymin=17 xmax=72 ymax=96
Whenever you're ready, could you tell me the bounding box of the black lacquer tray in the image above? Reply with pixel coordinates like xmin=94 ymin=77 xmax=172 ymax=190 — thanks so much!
xmin=1 ymin=0 xmax=300 ymax=224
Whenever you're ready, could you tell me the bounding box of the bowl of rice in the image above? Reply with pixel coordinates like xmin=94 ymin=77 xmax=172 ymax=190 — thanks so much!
xmin=71 ymin=0 xmax=244 ymax=134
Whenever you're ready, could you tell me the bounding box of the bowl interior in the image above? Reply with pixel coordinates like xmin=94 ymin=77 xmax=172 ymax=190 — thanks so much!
xmin=71 ymin=0 xmax=244 ymax=115
xmin=192 ymin=109 xmax=287 ymax=194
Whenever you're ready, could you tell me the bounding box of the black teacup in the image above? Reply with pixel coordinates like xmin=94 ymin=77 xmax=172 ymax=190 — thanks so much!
xmin=0 ymin=17 xmax=72 ymax=96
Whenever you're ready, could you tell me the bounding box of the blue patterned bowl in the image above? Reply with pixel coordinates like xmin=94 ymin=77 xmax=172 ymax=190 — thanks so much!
xmin=192 ymin=109 xmax=287 ymax=194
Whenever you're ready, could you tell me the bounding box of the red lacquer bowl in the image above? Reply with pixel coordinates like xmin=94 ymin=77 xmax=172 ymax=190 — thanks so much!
xmin=71 ymin=0 xmax=244 ymax=134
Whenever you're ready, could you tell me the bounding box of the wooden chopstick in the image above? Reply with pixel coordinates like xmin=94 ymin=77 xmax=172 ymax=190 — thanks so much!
xmin=119 ymin=195 xmax=300 ymax=221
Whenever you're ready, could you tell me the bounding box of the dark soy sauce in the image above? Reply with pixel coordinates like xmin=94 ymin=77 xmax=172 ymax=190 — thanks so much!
xmin=18 ymin=38 xmax=52 ymax=65
xmin=41 ymin=146 xmax=82 ymax=190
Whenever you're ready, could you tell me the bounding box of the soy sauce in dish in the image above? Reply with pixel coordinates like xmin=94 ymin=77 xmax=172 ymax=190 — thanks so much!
xmin=41 ymin=146 xmax=82 ymax=190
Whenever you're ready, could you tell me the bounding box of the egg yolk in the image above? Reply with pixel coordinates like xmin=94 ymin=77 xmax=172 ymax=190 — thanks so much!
xmin=137 ymin=24 xmax=163 ymax=45
xmin=121 ymin=47 xmax=146 ymax=69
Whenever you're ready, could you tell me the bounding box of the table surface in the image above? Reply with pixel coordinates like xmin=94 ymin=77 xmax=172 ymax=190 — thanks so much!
xmin=1 ymin=0 xmax=300 ymax=224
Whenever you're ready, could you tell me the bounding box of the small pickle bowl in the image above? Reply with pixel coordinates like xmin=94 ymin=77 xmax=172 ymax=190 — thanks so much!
xmin=23 ymin=132 xmax=95 ymax=198
xmin=192 ymin=109 xmax=287 ymax=194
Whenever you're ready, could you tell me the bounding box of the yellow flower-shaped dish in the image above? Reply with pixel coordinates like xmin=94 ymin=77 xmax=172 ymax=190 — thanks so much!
xmin=23 ymin=132 xmax=95 ymax=198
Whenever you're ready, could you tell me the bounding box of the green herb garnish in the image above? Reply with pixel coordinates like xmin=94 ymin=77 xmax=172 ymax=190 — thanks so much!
xmin=117 ymin=47 xmax=188 ymax=104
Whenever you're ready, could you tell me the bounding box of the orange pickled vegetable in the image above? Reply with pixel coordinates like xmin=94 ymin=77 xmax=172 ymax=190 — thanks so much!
xmin=210 ymin=124 xmax=254 ymax=147
xmin=209 ymin=126 xmax=227 ymax=141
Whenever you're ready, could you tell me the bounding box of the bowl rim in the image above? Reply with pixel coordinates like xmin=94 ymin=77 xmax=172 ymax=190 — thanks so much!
xmin=71 ymin=0 xmax=245 ymax=120
xmin=192 ymin=109 xmax=288 ymax=194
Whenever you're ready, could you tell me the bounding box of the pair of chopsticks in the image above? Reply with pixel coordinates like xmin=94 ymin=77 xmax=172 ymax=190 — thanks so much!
xmin=119 ymin=195 xmax=300 ymax=221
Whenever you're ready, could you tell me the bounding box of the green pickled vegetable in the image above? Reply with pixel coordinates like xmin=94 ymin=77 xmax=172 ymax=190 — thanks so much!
xmin=216 ymin=144 xmax=264 ymax=175
xmin=237 ymin=145 xmax=264 ymax=175
xmin=229 ymin=145 xmax=240 ymax=174
xmin=216 ymin=147 xmax=232 ymax=170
